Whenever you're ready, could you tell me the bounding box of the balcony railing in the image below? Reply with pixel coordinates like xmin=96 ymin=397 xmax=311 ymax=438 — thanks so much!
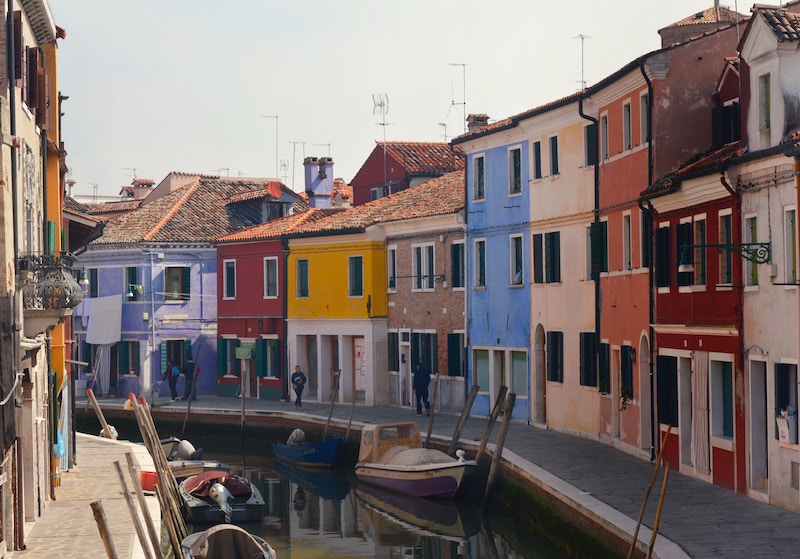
xmin=17 ymin=252 xmax=83 ymax=311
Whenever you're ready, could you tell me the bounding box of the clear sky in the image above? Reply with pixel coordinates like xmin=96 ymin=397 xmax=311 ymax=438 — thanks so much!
xmin=51 ymin=1 xmax=745 ymax=200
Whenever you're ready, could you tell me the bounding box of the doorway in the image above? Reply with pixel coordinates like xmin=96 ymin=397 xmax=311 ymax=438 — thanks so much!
xmin=533 ymin=325 xmax=546 ymax=425
xmin=749 ymin=360 xmax=768 ymax=491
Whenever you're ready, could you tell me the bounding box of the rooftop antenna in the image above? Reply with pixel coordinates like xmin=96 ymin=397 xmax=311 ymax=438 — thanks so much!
xmin=372 ymin=93 xmax=390 ymax=196
xmin=289 ymin=141 xmax=306 ymax=191
xmin=448 ymin=63 xmax=466 ymax=133
xmin=438 ymin=122 xmax=448 ymax=142
xmin=212 ymin=168 xmax=230 ymax=177
xmin=89 ymin=183 xmax=99 ymax=203
xmin=121 ymin=167 xmax=137 ymax=181
xmin=573 ymin=34 xmax=593 ymax=90
xmin=279 ymin=159 xmax=290 ymax=184
xmin=313 ymin=143 xmax=332 ymax=157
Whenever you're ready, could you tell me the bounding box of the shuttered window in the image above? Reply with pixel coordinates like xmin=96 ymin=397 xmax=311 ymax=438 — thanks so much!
xmin=655 ymin=226 xmax=671 ymax=287
xmin=599 ymin=343 xmax=610 ymax=394
xmin=388 ymin=332 xmax=399 ymax=371
xmin=621 ymin=345 xmax=634 ymax=400
xmin=676 ymin=223 xmax=692 ymax=287
xmin=590 ymin=221 xmax=608 ymax=275
xmin=546 ymin=331 xmax=563 ymax=383
xmin=579 ymin=332 xmax=597 ymax=387
xmin=657 ymin=355 xmax=679 ymax=427
xmin=447 ymin=333 xmax=465 ymax=377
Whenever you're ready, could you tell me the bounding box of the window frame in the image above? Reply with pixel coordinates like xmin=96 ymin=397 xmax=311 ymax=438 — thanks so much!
xmin=744 ymin=215 xmax=759 ymax=287
xmin=263 ymin=256 xmax=279 ymax=298
xmin=718 ymin=211 xmax=733 ymax=286
xmin=223 ymin=259 xmax=236 ymax=299
xmin=532 ymin=141 xmax=542 ymax=180
xmin=548 ymin=135 xmax=559 ymax=176
xmin=412 ymin=243 xmax=435 ymax=292
xmin=296 ymin=258 xmax=309 ymax=298
xmin=474 ymin=238 xmax=486 ymax=288
xmin=546 ymin=331 xmax=564 ymax=383
xmin=165 ymin=266 xmax=190 ymax=302
xmin=639 ymin=90 xmax=650 ymax=145
xmin=693 ymin=215 xmax=707 ymax=287
xmin=600 ymin=113 xmax=609 ymax=161
xmin=387 ymin=245 xmax=397 ymax=291
xmin=472 ymin=155 xmax=485 ymax=201
xmin=622 ymin=213 xmax=632 ymax=271
xmin=785 ymin=207 xmax=797 ymax=285
xmin=450 ymin=241 xmax=465 ymax=289
xmin=508 ymin=146 xmax=522 ymax=195
xmin=125 ymin=266 xmax=139 ymax=301
xmin=759 ymin=73 xmax=771 ymax=131
xmin=510 ymin=235 xmax=524 ymax=286
xmin=622 ymin=100 xmax=632 ymax=151
xmin=348 ymin=255 xmax=364 ymax=297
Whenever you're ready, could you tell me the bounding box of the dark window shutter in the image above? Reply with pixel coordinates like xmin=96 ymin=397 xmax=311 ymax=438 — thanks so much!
xmin=579 ymin=332 xmax=597 ymax=386
xmin=657 ymin=355 xmax=679 ymax=427
xmin=590 ymin=221 xmax=608 ymax=275
xmin=181 ymin=267 xmax=191 ymax=300
xmin=160 ymin=340 xmax=168 ymax=376
xmin=599 ymin=343 xmax=610 ymax=393
xmin=546 ymin=232 xmax=561 ymax=283
xmin=13 ymin=12 xmax=23 ymax=81
xmin=533 ymin=234 xmax=544 ymax=284
xmin=234 ymin=339 xmax=241 ymax=374
xmin=216 ymin=338 xmax=227 ymax=376
xmin=255 ymin=339 xmax=267 ymax=377
xmin=712 ymin=106 xmax=725 ymax=146
xmin=27 ymin=47 xmax=38 ymax=108
xmin=676 ymin=222 xmax=693 ymax=286
xmin=641 ymin=211 xmax=652 ymax=267
xmin=621 ymin=345 xmax=634 ymax=399
xmin=82 ymin=341 xmax=92 ymax=373
xmin=655 ymin=227 xmax=671 ymax=287
xmin=388 ymin=333 xmax=399 ymax=371
xmin=585 ymin=123 xmax=598 ymax=166
xmin=118 ymin=342 xmax=129 ymax=375
xmin=546 ymin=331 xmax=563 ymax=382
xmin=270 ymin=339 xmax=280 ymax=378
xmin=183 ymin=339 xmax=192 ymax=366
xmin=447 ymin=333 xmax=461 ymax=377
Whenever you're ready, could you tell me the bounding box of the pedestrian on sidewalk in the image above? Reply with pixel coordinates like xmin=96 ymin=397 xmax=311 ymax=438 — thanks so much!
xmin=182 ymin=357 xmax=197 ymax=401
xmin=165 ymin=361 xmax=180 ymax=401
xmin=291 ymin=365 xmax=307 ymax=408
xmin=412 ymin=362 xmax=430 ymax=416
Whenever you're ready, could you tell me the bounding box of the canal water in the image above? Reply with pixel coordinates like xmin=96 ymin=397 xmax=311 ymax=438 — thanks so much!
xmin=78 ymin=416 xmax=622 ymax=558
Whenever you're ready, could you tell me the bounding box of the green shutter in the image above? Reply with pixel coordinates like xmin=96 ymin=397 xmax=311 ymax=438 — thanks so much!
xmin=599 ymin=343 xmax=610 ymax=393
xmin=182 ymin=266 xmax=191 ymax=300
xmin=255 ymin=339 xmax=267 ymax=377
xmin=160 ymin=340 xmax=168 ymax=376
xmin=388 ymin=333 xmax=399 ymax=371
xmin=621 ymin=345 xmax=633 ymax=399
xmin=447 ymin=333 xmax=461 ymax=377
xmin=533 ymin=234 xmax=544 ymax=284
xmin=590 ymin=222 xmax=608 ymax=275
xmin=118 ymin=342 xmax=129 ymax=375
xmin=580 ymin=332 xmax=597 ymax=387
xmin=234 ymin=339 xmax=241 ymax=374
xmin=47 ymin=220 xmax=56 ymax=253
xmin=269 ymin=339 xmax=280 ymax=378
xmin=217 ymin=338 xmax=227 ymax=376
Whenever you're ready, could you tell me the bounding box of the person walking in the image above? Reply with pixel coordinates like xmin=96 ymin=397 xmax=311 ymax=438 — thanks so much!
xmin=165 ymin=361 xmax=180 ymax=401
xmin=291 ymin=365 xmax=307 ymax=408
xmin=412 ymin=362 xmax=431 ymax=416
xmin=182 ymin=357 xmax=196 ymax=401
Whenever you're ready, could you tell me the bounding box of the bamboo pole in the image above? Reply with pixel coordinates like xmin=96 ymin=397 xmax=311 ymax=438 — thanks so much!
xmin=323 ymin=371 xmax=341 ymax=440
xmin=448 ymin=385 xmax=480 ymax=455
xmin=90 ymin=501 xmax=119 ymax=559
xmin=483 ymin=392 xmax=515 ymax=511
xmin=87 ymin=388 xmax=115 ymax=439
xmin=475 ymin=385 xmax=508 ymax=463
xmin=113 ymin=461 xmax=154 ymax=559
xmin=646 ymin=463 xmax=671 ymax=559
xmin=125 ymin=452 xmax=165 ymax=559
xmin=155 ymin=484 xmax=182 ymax=558
xmin=424 ymin=373 xmax=440 ymax=448
xmin=626 ymin=425 xmax=672 ymax=559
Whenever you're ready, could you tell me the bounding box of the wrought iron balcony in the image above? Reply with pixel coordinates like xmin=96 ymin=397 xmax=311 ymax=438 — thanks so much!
xmin=17 ymin=252 xmax=83 ymax=336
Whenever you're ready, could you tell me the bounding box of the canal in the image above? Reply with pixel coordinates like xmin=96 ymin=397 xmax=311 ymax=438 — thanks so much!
xmin=78 ymin=415 xmax=623 ymax=558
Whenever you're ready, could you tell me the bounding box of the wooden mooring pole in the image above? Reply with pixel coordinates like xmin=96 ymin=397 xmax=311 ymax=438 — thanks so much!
xmin=448 ymin=384 xmax=480 ymax=455
xmin=90 ymin=501 xmax=119 ymax=559
xmin=482 ymin=392 xmax=515 ymax=512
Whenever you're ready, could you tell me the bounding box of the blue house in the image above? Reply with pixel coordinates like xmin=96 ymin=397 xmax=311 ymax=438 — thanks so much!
xmin=452 ymin=114 xmax=531 ymax=421
xmin=74 ymin=172 xmax=298 ymax=400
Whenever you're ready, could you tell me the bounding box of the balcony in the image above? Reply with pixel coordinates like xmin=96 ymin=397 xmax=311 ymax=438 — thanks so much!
xmin=17 ymin=252 xmax=84 ymax=337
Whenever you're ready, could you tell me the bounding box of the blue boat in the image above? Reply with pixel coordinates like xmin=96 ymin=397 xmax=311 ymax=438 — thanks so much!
xmin=271 ymin=430 xmax=349 ymax=469
xmin=272 ymin=459 xmax=351 ymax=501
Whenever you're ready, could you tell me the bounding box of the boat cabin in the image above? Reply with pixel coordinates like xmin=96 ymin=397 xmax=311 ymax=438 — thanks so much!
xmin=358 ymin=422 xmax=421 ymax=463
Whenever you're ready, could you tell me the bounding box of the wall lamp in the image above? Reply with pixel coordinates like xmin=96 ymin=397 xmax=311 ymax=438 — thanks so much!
xmin=127 ymin=284 xmax=144 ymax=299
xmin=678 ymin=242 xmax=771 ymax=274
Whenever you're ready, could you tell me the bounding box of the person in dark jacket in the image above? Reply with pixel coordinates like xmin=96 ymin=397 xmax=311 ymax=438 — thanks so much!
xmin=182 ymin=358 xmax=196 ymax=401
xmin=165 ymin=362 xmax=180 ymax=401
xmin=291 ymin=365 xmax=307 ymax=408
xmin=412 ymin=362 xmax=431 ymax=416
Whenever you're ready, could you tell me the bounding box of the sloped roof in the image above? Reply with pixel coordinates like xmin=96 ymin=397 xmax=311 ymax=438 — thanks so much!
xmin=94 ymin=177 xmax=291 ymax=245
xmin=377 ymin=142 xmax=464 ymax=175
xmin=663 ymin=6 xmax=742 ymax=29
xmin=220 ymin=170 xmax=464 ymax=242
xmin=752 ymin=4 xmax=800 ymax=42
xmin=85 ymin=200 xmax=142 ymax=217
xmin=64 ymin=195 xmax=90 ymax=213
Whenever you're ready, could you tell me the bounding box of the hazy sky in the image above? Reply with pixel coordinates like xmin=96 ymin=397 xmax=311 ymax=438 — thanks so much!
xmin=51 ymin=1 xmax=744 ymax=200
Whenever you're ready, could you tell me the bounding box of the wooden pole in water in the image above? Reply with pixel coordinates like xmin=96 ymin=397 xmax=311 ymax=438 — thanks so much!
xmin=646 ymin=463 xmax=671 ymax=559
xmin=626 ymin=425 xmax=672 ymax=559
xmin=483 ymin=392 xmax=515 ymax=510
xmin=125 ymin=452 xmax=165 ymax=559
xmin=87 ymin=388 xmax=115 ymax=439
xmin=424 ymin=373 xmax=440 ymax=448
xmin=323 ymin=371 xmax=340 ymax=440
xmin=476 ymin=385 xmax=508 ymax=463
xmin=155 ymin=484 xmax=182 ymax=558
xmin=113 ymin=461 xmax=154 ymax=559
xmin=345 ymin=391 xmax=358 ymax=441
xmin=90 ymin=501 xmax=119 ymax=559
xmin=448 ymin=385 xmax=480 ymax=455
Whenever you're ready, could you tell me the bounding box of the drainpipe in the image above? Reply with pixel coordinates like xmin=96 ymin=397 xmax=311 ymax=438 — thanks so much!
xmin=639 ymin=62 xmax=657 ymax=462
xmin=46 ymin=327 xmax=56 ymax=501
xmin=578 ymin=93 xmax=601 ymax=397
xmin=38 ymin=48 xmax=47 ymax=253
xmin=281 ymin=238 xmax=289 ymax=402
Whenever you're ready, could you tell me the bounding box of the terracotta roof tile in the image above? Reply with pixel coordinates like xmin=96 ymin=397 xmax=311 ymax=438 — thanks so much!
xmin=377 ymin=142 xmax=464 ymax=175
xmin=64 ymin=195 xmax=90 ymax=213
xmin=753 ymin=4 xmax=800 ymax=42
xmin=217 ymin=208 xmax=346 ymax=242
xmin=85 ymin=200 xmax=142 ymax=216
xmin=94 ymin=177 xmax=290 ymax=245
xmin=666 ymin=6 xmax=742 ymax=28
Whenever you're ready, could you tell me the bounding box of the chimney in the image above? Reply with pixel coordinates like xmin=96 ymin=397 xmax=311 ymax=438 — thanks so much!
xmin=467 ymin=113 xmax=490 ymax=133
xmin=304 ymin=156 xmax=335 ymax=208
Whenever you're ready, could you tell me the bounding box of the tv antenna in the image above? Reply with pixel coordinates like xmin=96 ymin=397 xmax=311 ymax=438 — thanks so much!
xmin=212 ymin=168 xmax=230 ymax=177
xmin=449 ymin=63 xmax=466 ymax=133
xmin=372 ymin=93 xmax=390 ymax=196
xmin=289 ymin=141 xmax=306 ymax=191
xmin=89 ymin=183 xmax=99 ymax=203
xmin=279 ymin=159 xmax=290 ymax=184
xmin=573 ymin=34 xmax=594 ymax=90
xmin=121 ymin=167 xmax=137 ymax=180
xmin=438 ymin=122 xmax=448 ymax=142
xmin=313 ymin=143 xmax=331 ymax=157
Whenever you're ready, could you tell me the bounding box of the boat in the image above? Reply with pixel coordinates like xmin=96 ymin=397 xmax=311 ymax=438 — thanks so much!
xmin=272 ymin=458 xmax=351 ymax=501
xmin=354 ymin=422 xmax=478 ymax=498
xmin=161 ymin=436 xmax=204 ymax=460
xmin=181 ymin=523 xmax=276 ymax=559
xmin=170 ymin=458 xmax=231 ymax=481
xmin=271 ymin=428 xmax=349 ymax=468
xmin=179 ymin=470 xmax=265 ymax=524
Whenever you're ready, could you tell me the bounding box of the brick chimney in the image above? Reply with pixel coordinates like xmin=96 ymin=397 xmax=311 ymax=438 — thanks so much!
xmin=467 ymin=114 xmax=490 ymax=133
xmin=304 ymin=156 xmax=335 ymax=208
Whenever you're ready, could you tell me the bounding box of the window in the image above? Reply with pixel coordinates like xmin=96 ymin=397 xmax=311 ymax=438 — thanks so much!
xmin=694 ymin=218 xmax=707 ymax=286
xmin=474 ymin=349 xmax=489 ymax=392
xmin=655 ymin=225 xmax=671 ymax=287
xmin=584 ymin=123 xmax=598 ymax=167
xmin=118 ymin=340 xmax=140 ymax=375
xmin=549 ymin=136 xmax=559 ymax=176
xmin=640 ymin=92 xmax=650 ymax=144
xmin=510 ymin=235 xmax=523 ymax=286
xmin=599 ymin=342 xmax=610 ymax=393
xmin=511 ymin=351 xmax=528 ymax=396
xmin=223 ymin=260 xmax=236 ymax=299
xmin=533 ymin=141 xmax=542 ymax=180
xmin=125 ymin=266 xmax=139 ymax=301
xmin=775 ymin=363 xmax=798 ymax=441
xmin=297 ymin=259 xmax=309 ymax=298
xmin=412 ymin=244 xmax=434 ymax=291
xmin=532 ymin=232 xmax=560 ymax=284
xmin=623 ymin=214 xmax=632 ymax=271
xmin=447 ymin=333 xmax=465 ymax=377
xmin=759 ymin=73 xmax=771 ymax=131
xmin=640 ymin=209 xmax=652 ymax=268
xmin=719 ymin=213 xmax=733 ymax=284
xmin=509 ymin=147 xmax=521 ymax=194
xmin=255 ymin=338 xmax=280 ymax=378
xmin=579 ymin=332 xmax=597 ymax=387
xmin=473 ymin=156 xmax=485 ymax=200
xmin=450 ymin=242 xmax=465 ymax=289
xmin=388 ymin=332 xmax=399 ymax=371
xmin=162 ymin=338 xmax=191 ymax=373
xmin=388 ymin=246 xmax=397 ymax=290
xmin=264 ymin=257 xmax=278 ymax=298
xmin=601 ymin=114 xmax=609 ymax=160
xmin=165 ymin=266 xmax=190 ymax=301
xmin=623 ymin=101 xmax=632 ymax=151
xmin=348 ymin=255 xmax=363 ymax=296
xmin=711 ymin=360 xmax=734 ymax=439
xmin=745 ymin=216 xmax=758 ymax=286
xmin=88 ymin=267 xmax=98 ymax=298
xmin=546 ymin=331 xmax=564 ymax=383
xmin=217 ymin=338 xmax=241 ymax=376
xmin=474 ymin=239 xmax=486 ymax=288
xmin=371 ymin=187 xmax=385 ymax=201
xmin=785 ymin=209 xmax=797 ymax=284
xmin=657 ymin=355 xmax=679 ymax=427
xmin=590 ymin=221 xmax=608 ymax=276
xmin=676 ymin=222 xmax=693 ymax=287
xmin=411 ymin=332 xmax=438 ymax=374
xmin=621 ymin=345 xmax=634 ymax=400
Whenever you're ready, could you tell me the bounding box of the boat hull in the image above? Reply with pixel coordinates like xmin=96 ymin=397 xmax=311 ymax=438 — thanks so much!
xmin=272 ymin=436 xmax=348 ymax=468
xmin=355 ymin=461 xmax=476 ymax=498
xmin=179 ymin=471 xmax=265 ymax=525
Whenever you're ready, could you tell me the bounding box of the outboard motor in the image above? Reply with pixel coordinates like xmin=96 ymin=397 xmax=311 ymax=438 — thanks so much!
xmin=177 ymin=439 xmax=203 ymax=460
xmin=209 ymin=482 xmax=233 ymax=523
